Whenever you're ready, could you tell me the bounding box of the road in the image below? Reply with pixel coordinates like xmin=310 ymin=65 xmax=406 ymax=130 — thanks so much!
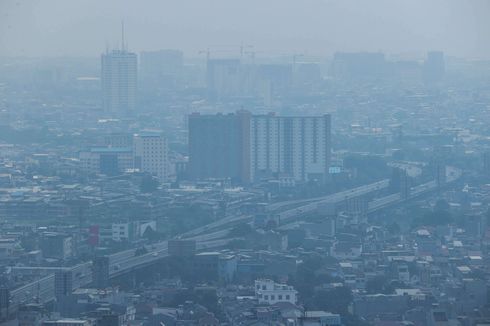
xmin=8 ymin=169 xmax=461 ymax=309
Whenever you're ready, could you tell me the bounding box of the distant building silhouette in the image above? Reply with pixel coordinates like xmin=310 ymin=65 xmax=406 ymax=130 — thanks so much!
xmin=140 ymin=49 xmax=183 ymax=88
xmin=331 ymin=52 xmax=387 ymax=80
xmin=423 ymin=51 xmax=445 ymax=84
xmin=206 ymin=59 xmax=242 ymax=99
xmin=101 ymin=28 xmax=137 ymax=115
xmin=188 ymin=110 xmax=251 ymax=183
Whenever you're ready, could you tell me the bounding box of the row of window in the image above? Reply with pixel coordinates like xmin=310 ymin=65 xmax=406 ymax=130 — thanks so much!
xmin=258 ymin=293 xmax=291 ymax=301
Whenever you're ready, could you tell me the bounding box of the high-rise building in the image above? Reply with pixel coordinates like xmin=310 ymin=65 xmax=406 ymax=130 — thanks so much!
xmin=140 ymin=49 xmax=183 ymax=87
xmin=250 ymin=114 xmax=331 ymax=182
xmin=0 ymin=288 xmax=9 ymax=320
xmin=93 ymin=256 xmax=109 ymax=289
xmin=206 ymin=59 xmax=242 ymax=99
xmin=55 ymin=269 xmax=73 ymax=299
xmin=188 ymin=111 xmax=251 ymax=183
xmin=257 ymin=64 xmax=293 ymax=96
xmin=133 ymin=131 xmax=169 ymax=182
xmin=101 ymin=49 xmax=137 ymax=114
xmin=188 ymin=111 xmax=331 ymax=184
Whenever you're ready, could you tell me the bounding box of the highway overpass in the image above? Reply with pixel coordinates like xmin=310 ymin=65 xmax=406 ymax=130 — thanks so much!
xmin=6 ymin=168 xmax=461 ymax=313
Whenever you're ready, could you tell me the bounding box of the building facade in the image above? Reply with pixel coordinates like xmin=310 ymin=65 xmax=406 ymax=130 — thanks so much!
xmin=250 ymin=114 xmax=331 ymax=182
xmin=188 ymin=111 xmax=331 ymax=184
xmin=254 ymin=279 xmax=297 ymax=305
xmin=188 ymin=111 xmax=251 ymax=183
xmin=101 ymin=50 xmax=137 ymax=114
xmin=133 ymin=131 xmax=169 ymax=182
xmin=79 ymin=147 xmax=133 ymax=176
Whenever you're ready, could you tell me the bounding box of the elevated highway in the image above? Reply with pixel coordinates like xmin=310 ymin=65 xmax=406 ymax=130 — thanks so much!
xmin=7 ymin=168 xmax=461 ymax=312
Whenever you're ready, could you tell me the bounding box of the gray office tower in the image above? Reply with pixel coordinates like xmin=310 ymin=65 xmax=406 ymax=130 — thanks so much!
xmin=101 ymin=49 xmax=137 ymax=114
xmin=188 ymin=111 xmax=251 ymax=183
xmin=188 ymin=111 xmax=331 ymax=184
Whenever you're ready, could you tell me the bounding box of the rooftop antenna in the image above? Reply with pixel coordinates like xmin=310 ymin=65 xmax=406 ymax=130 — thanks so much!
xmin=121 ymin=20 xmax=125 ymax=51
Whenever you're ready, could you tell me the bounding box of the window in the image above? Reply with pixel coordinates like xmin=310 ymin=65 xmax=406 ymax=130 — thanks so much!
xmin=270 ymin=295 xmax=275 ymax=300
xmin=264 ymin=295 xmax=268 ymax=300
xmin=262 ymin=285 xmax=266 ymax=290
xmin=278 ymin=295 xmax=283 ymax=300
xmin=286 ymin=295 xmax=290 ymax=300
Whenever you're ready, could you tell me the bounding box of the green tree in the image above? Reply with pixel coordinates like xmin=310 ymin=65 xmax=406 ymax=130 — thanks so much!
xmin=366 ymin=275 xmax=395 ymax=294
xmin=312 ymin=286 xmax=353 ymax=315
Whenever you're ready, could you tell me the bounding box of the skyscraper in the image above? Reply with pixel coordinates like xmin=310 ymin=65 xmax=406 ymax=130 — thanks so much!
xmin=206 ymin=59 xmax=242 ymax=99
xmin=133 ymin=131 xmax=169 ymax=182
xmin=188 ymin=111 xmax=251 ymax=183
xmin=250 ymin=114 xmax=331 ymax=183
xmin=101 ymin=28 xmax=137 ymax=115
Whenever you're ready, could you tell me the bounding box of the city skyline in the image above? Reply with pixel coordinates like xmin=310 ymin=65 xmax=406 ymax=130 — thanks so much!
xmin=1 ymin=0 xmax=490 ymax=59
xmin=1 ymin=2 xmax=490 ymax=326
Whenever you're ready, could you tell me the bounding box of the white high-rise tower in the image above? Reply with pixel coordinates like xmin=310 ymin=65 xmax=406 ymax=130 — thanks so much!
xmin=101 ymin=23 xmax=137 ymax=114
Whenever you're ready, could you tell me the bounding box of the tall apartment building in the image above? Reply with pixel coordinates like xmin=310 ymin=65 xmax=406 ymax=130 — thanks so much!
xmin=250 ymin=114 xmax=331 ymax=182
xmin=101 ymin=49 xmax=137 ymax=114
xmin=206 ymin=59 xmax=242 ymax=99
xmin=188 ymin=111 xmax=331 ymax=183
xmin=188 ymin=111 xmax=251 ymax=182
xmin=133 ymin=131 xmax=169 ymax=182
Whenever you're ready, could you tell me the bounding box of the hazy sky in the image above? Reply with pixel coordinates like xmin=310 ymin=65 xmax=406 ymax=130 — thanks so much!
xmin=1 ymin=0 xmax=490 ymax=59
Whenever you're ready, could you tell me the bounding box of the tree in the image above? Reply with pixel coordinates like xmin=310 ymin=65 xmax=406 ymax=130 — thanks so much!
xmin=312 ymin=286 xmax=353 ymax=315
xmin=294 ymin=255 xmax=325 ymax=300
xmin=143 ymin=226 xmax=163 ymax=242
xmin=411 ymin=207 xmax=452 ymax=228
xmin=366 ymin=275 xmax=395 ymax=294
